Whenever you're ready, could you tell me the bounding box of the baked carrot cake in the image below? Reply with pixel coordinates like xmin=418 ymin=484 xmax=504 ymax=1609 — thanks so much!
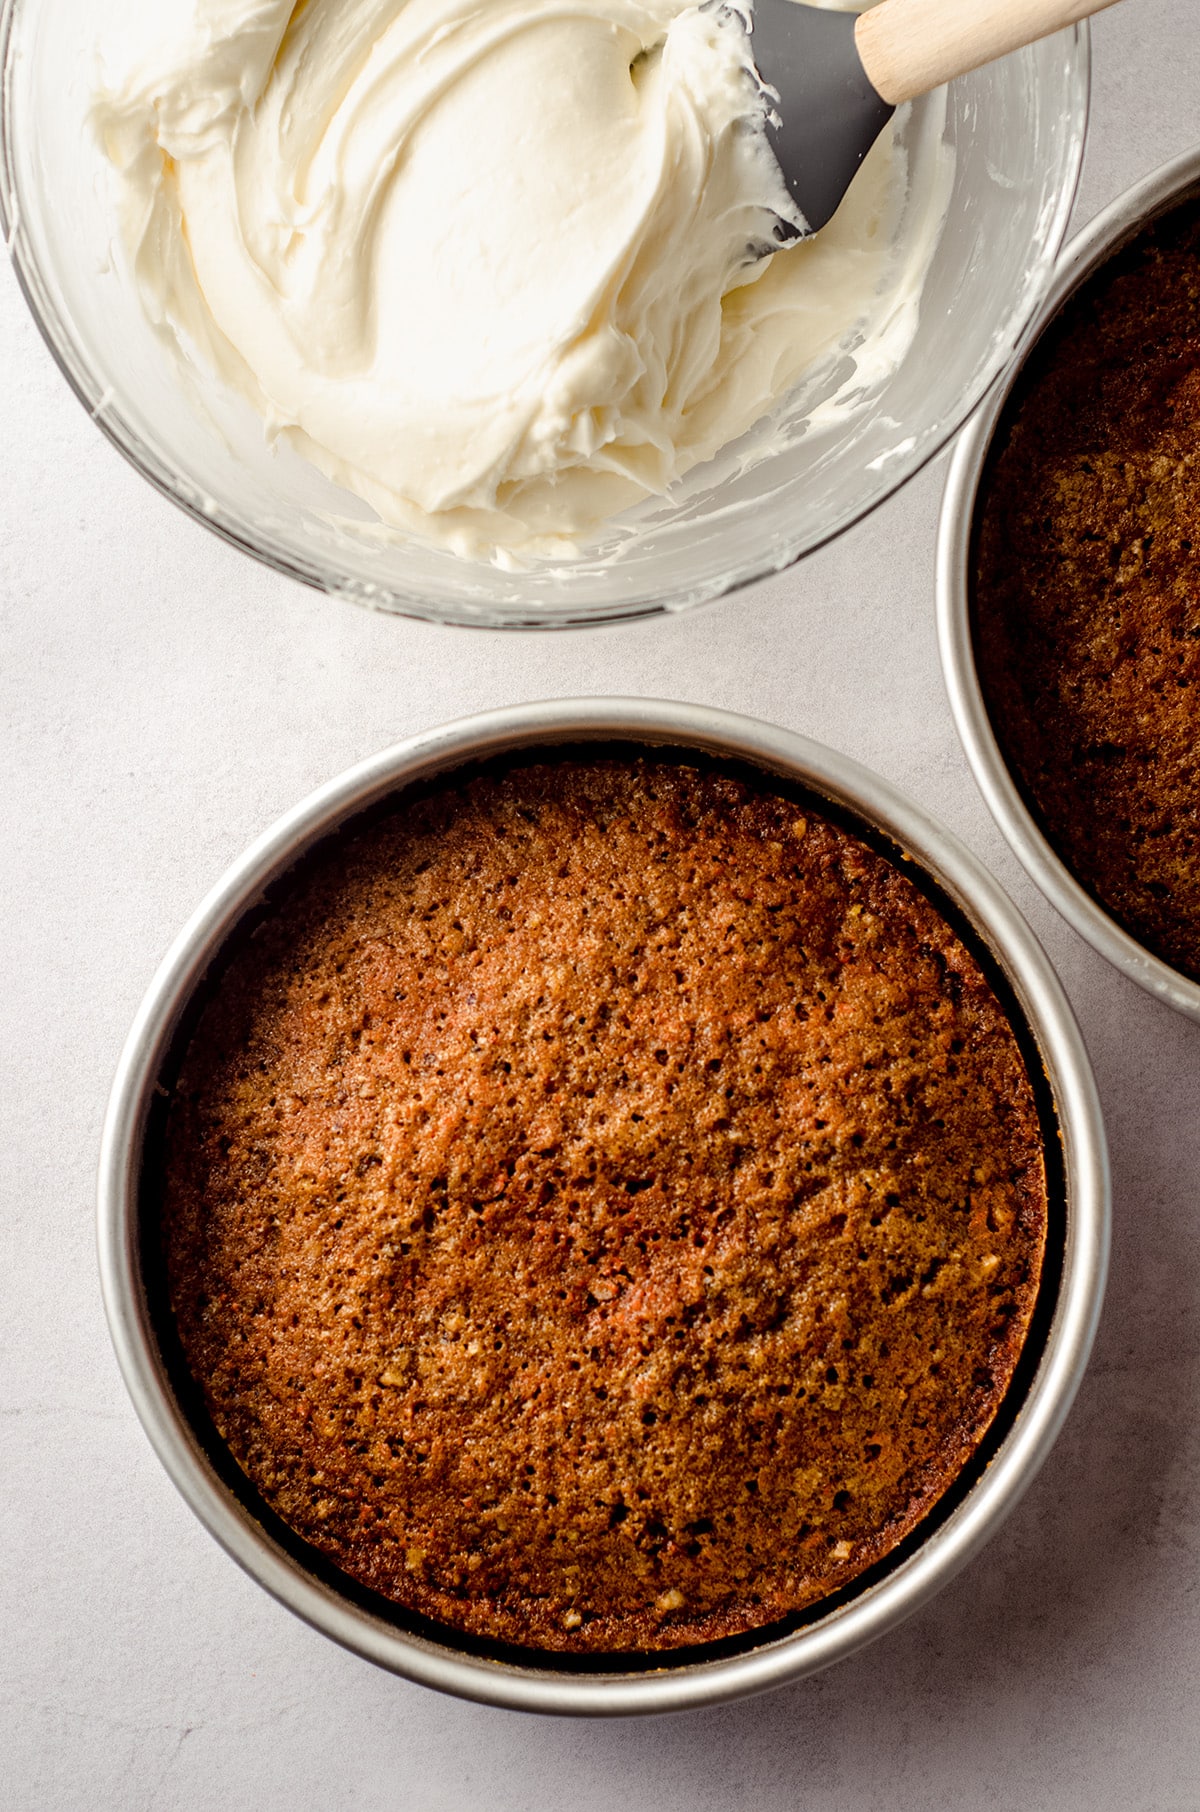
xmin=974 ymin=197 xmax=1200 ymax=983
xmin=161 ymin=755 xmax=1047 ymax=1651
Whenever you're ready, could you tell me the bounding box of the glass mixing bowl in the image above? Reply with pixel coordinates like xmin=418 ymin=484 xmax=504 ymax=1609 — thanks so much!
xmin=0 ymin=1 xmax=1088 ymax=628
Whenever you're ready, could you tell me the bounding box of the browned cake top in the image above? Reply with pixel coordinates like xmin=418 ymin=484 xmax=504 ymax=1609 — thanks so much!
xmin=162 ymin=756 xmax=1047 ymax=1653
xmin=974 ymin=199 xmax=1200 ymax=982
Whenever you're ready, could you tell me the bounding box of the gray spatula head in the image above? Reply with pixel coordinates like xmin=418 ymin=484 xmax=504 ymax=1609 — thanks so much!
xmin=750 ymin=0 xmax=895 ymax=237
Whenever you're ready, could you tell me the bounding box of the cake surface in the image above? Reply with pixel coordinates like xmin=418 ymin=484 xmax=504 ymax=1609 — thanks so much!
xmin=973 ymin=197 xmax=1200 ymax=983
xmin=162 ymin=756 xmax=1048 ymax=1652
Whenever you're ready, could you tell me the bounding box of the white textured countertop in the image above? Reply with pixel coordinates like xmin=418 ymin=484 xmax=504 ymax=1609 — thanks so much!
xmin=3 ymin=4 xmax=1199 ymax=1804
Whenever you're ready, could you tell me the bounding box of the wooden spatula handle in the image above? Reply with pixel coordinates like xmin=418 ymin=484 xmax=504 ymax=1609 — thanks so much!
xmin=856 ymin=0 xmax=1123 ymax=107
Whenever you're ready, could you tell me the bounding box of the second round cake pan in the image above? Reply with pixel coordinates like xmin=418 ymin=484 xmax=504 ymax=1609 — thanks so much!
xmin=97 ymin=699 xmax=1110 ymax=1715
xmin=938 ymin=144 xmax=1200 ymax=1024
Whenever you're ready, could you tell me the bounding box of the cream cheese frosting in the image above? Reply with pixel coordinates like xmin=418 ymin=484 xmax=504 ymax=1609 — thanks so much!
xmin=96 ymin=0 xmax=926 ymax=563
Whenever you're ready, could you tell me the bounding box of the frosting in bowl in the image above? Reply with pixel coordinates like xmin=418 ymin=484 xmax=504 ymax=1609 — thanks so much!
xmin=96 ymin=0 xmax=936 ymax=564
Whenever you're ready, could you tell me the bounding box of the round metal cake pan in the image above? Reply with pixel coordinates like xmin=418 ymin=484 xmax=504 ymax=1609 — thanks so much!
xmin=97 ymin=699 xmax=1109 ymax=1715
xmin=938 ymin=145 xmax=1200 ymax=1024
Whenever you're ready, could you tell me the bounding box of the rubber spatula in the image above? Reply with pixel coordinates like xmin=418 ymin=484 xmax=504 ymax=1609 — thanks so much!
xmin=752 ymin=0 xmax=1124 ymax=237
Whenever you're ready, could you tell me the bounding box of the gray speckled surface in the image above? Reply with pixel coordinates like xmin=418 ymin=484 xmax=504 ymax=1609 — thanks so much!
xmin=3 ymin=3 xmax=1199 ymax=1804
